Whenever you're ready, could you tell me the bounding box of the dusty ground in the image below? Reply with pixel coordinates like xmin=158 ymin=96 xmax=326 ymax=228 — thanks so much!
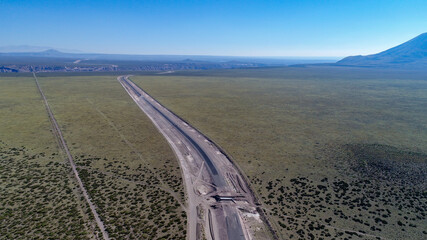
xmin=118 ymin=76 xmax=272 ymax=240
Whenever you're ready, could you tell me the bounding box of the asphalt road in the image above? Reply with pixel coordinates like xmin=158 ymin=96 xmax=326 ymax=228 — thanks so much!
xmin=118 ymin=75 xmax=270 ymax=240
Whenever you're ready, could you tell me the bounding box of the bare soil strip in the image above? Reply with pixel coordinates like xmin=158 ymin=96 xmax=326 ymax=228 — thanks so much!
xmin=33 ymin=72 xmax=110 ymax=240
xmin=118 ymin=75 xmax=273 ymax=240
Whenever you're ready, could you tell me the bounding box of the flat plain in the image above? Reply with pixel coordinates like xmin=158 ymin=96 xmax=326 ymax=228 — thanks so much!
xmin=1 ymin=67 xmax=426 ymax=240
xmin=132 ymin=66 xmax=427 ymax=240
xmin=0 ymin=77 xmax=93 ymax=239
xmin=0 ymin=75 xmax=187 ymax=239
xmin=37 ymin=75 xmax=187 ymax=239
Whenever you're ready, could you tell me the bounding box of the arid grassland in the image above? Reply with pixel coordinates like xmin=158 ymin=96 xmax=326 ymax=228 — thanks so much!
xmin=37 ymin=75 xmax=187 ymax=239
xmin=132 ymin=67 xmax=427 ymax=240
xmin=1 ymin=75 xmax=187 ymax=239
xmin=0 ymin=77 xmax=94 ymax=239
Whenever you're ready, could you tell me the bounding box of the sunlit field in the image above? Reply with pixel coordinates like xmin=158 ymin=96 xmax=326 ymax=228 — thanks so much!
xmin=132 ymin=66 xmax=427 ymax=240
xmin=0 ymin=75 xmax=187 ymax=239
xmin=38 ymin=75 xmax=187 ymax=239
xmin=0 ymin=77 xmax=92 ymax=239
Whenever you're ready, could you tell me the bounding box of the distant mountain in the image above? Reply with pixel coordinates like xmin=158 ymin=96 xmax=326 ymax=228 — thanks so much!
xmin=0 ymin=45 xmax=81 ymax=53
xmin=337 ymin=32 xmax=427 ymax=68
xmin=1 ymin=49 xmax=74 ymax=58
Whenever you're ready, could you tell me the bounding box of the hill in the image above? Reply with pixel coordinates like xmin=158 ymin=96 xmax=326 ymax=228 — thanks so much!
xmin=337 ymin=32 xmax=427 ymax=68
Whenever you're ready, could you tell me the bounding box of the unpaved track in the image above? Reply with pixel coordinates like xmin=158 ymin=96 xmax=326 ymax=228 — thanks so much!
xmin=118 ymin=75 xmax=273 ymax=240
xmin=33 ymin=73 xmax=110 ymax=240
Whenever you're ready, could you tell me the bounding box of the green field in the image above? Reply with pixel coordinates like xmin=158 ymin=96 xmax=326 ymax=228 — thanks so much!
xmin=1 ymin=75 xmax=187 ymax=239
xmin=132 ymin=66 xmax=427 ymax=240
xmin=1 ymin=67 xmax=426 ymax=240
xmin=0 ymin=77 xmax=92 ymax=239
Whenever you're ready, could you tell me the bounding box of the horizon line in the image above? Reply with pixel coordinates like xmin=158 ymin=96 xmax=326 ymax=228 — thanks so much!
xmin=0 ymin=47 xmax=343 ymax=59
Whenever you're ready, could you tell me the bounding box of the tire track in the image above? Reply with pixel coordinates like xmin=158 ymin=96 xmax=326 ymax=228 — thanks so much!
xmin=33 ymin=72 xmax=110 ymax=240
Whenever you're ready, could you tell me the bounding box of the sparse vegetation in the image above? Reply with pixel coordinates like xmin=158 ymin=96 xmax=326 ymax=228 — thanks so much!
xmin=132 ymin=66 xmax=427 ymax=239
xmin=0 ymin=75 xmax=187 ymax=239
xmin=1 ymin=67 xmax=426 ymax=239
xmin=0 ymin=77 xmax=93 ymax=239
xmin=37 ymin=75 xmax=187 ymax=239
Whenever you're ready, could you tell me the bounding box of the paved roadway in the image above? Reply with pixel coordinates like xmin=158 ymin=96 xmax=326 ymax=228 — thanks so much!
xmin=118 ymin=76 xmax=267 ymax=240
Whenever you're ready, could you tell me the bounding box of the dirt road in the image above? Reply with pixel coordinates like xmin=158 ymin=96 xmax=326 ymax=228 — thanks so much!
xmin=33 ymin=73 xmax=110 ymax=240
xmin=118 ymin=75 xmax=273 ymax=240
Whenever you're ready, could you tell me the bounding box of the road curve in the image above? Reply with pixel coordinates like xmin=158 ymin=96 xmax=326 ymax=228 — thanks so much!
xmin=118 ymin=75 xmax=272 ymax=240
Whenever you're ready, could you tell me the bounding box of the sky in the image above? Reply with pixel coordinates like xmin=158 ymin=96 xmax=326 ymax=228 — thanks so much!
xmin=1 ymin=0 xmax=426 ymax=57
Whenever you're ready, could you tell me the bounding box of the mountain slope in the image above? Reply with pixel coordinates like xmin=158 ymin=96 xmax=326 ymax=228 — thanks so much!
xmin=337 ymin=32 xmax=427 ymax=68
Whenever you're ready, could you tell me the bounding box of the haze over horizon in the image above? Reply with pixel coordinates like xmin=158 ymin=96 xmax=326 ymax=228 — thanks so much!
xmin=1 ymin=0 xmax=426 ymax=57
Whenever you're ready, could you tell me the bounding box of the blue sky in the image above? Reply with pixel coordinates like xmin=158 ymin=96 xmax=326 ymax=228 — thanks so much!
xmin=1 ymin=0 xmax=426 ymax=57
